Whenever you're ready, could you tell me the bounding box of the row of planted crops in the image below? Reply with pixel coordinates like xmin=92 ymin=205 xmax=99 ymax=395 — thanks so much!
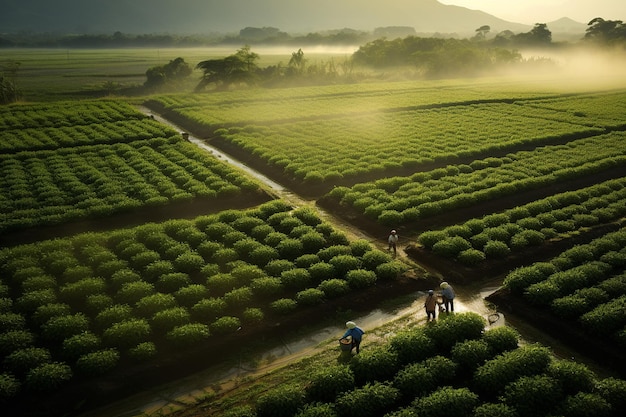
xmin=2 ymin=78 xmax=626 ymax=415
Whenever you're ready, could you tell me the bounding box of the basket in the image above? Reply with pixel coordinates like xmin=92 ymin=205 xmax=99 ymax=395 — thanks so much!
xmin=339 ymin=337 xmax=352 ymax=352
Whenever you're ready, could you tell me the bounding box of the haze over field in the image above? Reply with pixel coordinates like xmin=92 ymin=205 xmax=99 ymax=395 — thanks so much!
xmin=2 ymin=0 xmax=623 ymax=35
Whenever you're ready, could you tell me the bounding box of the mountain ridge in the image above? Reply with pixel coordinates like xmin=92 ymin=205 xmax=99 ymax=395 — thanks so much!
xmin=0 ymin=0 xmax=585 ymax=36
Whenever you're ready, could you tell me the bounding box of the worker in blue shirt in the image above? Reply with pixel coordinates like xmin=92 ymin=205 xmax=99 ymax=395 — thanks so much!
xmin=340 ymin=321 xmax=365 ymax=354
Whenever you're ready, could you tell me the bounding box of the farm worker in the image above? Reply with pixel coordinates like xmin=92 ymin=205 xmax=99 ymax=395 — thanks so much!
xmin=440 ymin=282 xmax=456 ymax=312
xmin=388 ymin=230 xmax=399 ymax=255
xmin=424 ymin=290 xmax=438 ymax=321
xmin=340 ymin=321 xmax=365 ymax=354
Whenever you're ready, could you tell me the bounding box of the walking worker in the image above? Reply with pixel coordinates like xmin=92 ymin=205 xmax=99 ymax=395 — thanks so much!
xmin=340 ymin=321 xmax=365 ymax=354
xmin=440 ymin=281 xmax=455 ymax=312
xmin=388 ymin=229 xmax=399 ymax=255
xmin=424 ymin=290 xmax=438 ymax=321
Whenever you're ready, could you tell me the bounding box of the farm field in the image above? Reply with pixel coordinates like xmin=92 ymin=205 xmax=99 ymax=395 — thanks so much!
xmin=1 ymin=48 xmax=626 ymax=417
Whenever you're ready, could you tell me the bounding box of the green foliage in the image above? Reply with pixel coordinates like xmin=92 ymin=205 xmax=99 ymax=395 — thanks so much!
xmin=345 ymin=269 xmax=376 ymax=289
xmin=349 ymin=346 xmax=400 ymax=385
xmin=210 ymin=316 xmax=241 ymax=335
xmin=411 ymin=386 xmax=479 ymax=417
xmin=75 ymin=349 xmax=120 ymax=376
xmin=3 ymin=347 xmax=51 ymax=375
xmin=501 ymin=375 xmax=563 ymax=417
xmin=166 ymin=323 xmax=210 ymax=346
xmin=335 ymin=382 xmax=399 ymax=417
xmin=256 ymin=384 xmax=306 ymax=417
xmin=318 ymin=279 xmax=350 ymax=298
xmin=389 ymin=328 xmax=437 ymax=366
xmin=0 ymin=372 xmax=21 ymax=400
xmin=102 ymin=319 xmax=151 ymax=349
xmin=306 ymin=364 xmax=355 ymax=403
xmin=270 ymin=298 xmax=297 ymax=315
xmin=481 ymin=326 xmax=519 ymax=355
xmin=61 ymin=332 xmax=101 ymax=360
xmin=296 ymin=288 xmax=325 ymax=306
xmin=191 ymin=298 xmax=226 ymax=322
xmin=25 ymin=362 xmax=72 ymax=392
xmin=423 ymin=312 xmax=485 ymax=352
xmin=128 ymin=342 xmax=157 ymax=361
xmin=450 ymin=339 xmax=491 ymax=375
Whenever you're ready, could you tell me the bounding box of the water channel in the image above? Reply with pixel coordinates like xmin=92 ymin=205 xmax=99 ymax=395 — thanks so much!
xmin=75 ymin=109 xmax=612 ymax=417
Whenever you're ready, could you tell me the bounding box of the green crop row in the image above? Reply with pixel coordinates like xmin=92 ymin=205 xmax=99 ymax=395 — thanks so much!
xmin=243 ymin=313 xmax=626 ymax=417
xmin=0 ymin=138 xmax=261 ymax=233
xmin=0 ymin=100 xmax=146 ymax=131
xmin=325 ymin=131 xmax=626 ymax=225
xmin=416 ymin=177 xmax=626 ymax=265
xmin=0 ymin=201 xmax=407 ymax=399
xmin=0 ymin=118 xmax=180 ymax=153
xmin=503 ymin=228 xmax=626 ymax=346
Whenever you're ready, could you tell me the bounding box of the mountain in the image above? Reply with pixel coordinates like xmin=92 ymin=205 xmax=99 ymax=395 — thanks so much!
xmin=1 ymin=0 xmax=533 ymax=36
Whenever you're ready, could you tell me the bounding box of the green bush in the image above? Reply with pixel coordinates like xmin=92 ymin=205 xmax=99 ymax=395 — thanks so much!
xmin=296 ymin=288 xmax=325 ymax=306
xmin=276 ymin=238 xmax=304 ymax=260
xmin=306 ymin=364 xmax=355 ymax=403
xmin=456 ymin=248 xmax=486 ymax=266
xmin=270 ymin=298 xmax=297 ymax=315
xmin=166 ymin=323 xmax=210 ymax=346
xmin=481 ymin=326 xmax=519 ymax=355
xmin=174 ymin=284 xmax=210 ymax=307
xmin=210 ymin=316 xmax=241 ymax=335
xmin=335 ymin=381 xmax=399 ymax=417
xmin=102 ymin=319 xmax=151 ymax=349
xmin=558 ymin=392 xmax=612 ymax=417
xmin=594 ymin=376 xmax=626 ymax=411
xmin=389 ymin=328 xmax=437 ymax=366
xmin=280 ymin=268 xmax=312 ymax=290
xmin=206 ymin=273 xmax=237 ymax=296
xmin=346 ymin=269 xmax=377 ymax=289
xmin=41 ymin=313 xmax=90 ymax=342
xmin=0 ymin=312 xmax=26 ymax=332
xmin=412 ymin=386 xmax=479 ymax=417
xmin=191 ymin=298 xmax=227 ymax=322
xmin=155 ymin=272 xmax=191 ymax=293
xmin=482 ymin=240 xmax=510 ymax=259
xmin=3 ymin=347 xmax=51 ymax=375
xmin=473 ymin=344 xmax=553 ymax=398
xmin=0 ymin=372 xmax=21 ymax=400
xmin=329 ymin=255 xmax=361 ymax=278
xmin=135 ymin=293 xmax=178 ymax=318
xmin=318 ymin=279 xmax=350 ymax=298
xmin=503 ymin=263 xmax=557 ymax=295
xmin=151 ymin=307 xmax=190 ymax=333
xmin=295 ymin=254 xmax=321 ymax=268
xmin=423 ymin=313 xmax=485 ymax=353
xmin=224 ymin=287 xmax=253 ymax=310
xmin=308 ymin=262 xmax=336 ymax=283
xmin=115 ymin=281 xmax=155 ymax=305
xmin=547 ymin=359 xmax=596 ymax=395
xmin=95 ymin=304 xmax=133 ymax=329
xmin=256 ymin=385 xmax=306 ymax=417
xmin=432 ymin=236 xmax=472 ymax=258
xmin=501 ymin=374 xmax=562 ymax=417
xmin=418 ymin=231 xmax=450 ymax=250
xmin=317 ymin=245 xmax=352 ymax=262
xmin=450 ymin=339 xmax=491 ymax=375
xmin=472 ymin=403 xmax=517 ymax=417
xmin=59 ymin=278 xmax=107 ymax=305
xmin=75 ymin=349 xmax=120 ymax=376
xmin=264 ymin=259 xmax=295 ymax=277
xmin=15 ymin=289 xmax=57 ymax=313
xmin=241 ymin=307 xmax=264 ymax=325
xmin=579 ymin=295 xmax=626 ymax=336
xmin=128 ymin=341 xmax=157 ymax=361
xmin=362 ymin=250 xmax=392 ymax=270
xmin=299 ymin=232 xmax=327 ymax=253
xmin=349 ymin=346 xmax=400 ymax=385
xmin=24 ymin=362 xmax=72 ymax=392
xmin=524 ymin=280 xmax=561 ymax=306
xmin=294 ymin=402 xmax=338 ymax=417
xmin=61 ymin=332 xmax=101 ymax=360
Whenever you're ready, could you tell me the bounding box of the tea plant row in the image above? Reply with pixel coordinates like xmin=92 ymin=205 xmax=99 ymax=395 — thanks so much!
xmin=416 ymin=177 xmax=626 ymax=266
xmin=0 ymin=138 xmax=261 ymax=233
xmin=0 ymin=201 xmax=407 ymax=399
xmin=324 ymin=131 xmax=626 ymax=225
xmin=244 ymin=313 xmax=626 ymax=417
xmin=0 ymin=118 xmax=179 ymax=153
xmin=503 ymin=227 xmax=626 ymax=347
xmin=0 ymin=100 xmax=146 ymax=131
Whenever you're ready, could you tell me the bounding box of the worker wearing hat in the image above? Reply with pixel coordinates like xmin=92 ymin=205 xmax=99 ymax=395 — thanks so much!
xmin=388 ymin=230 xmax=399 ymax=255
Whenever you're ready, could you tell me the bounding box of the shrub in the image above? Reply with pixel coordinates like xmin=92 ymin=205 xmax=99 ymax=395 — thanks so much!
xmin=346 ymin=269 xmax=377 ymax=289
xmin=295 ymin=254 xmax=321 ymax=268
xmin=329 ymin=255 xmax=361 ymax=278
xmin=41 ymin=313 xmax=90 ymax=342
xmin=432 ymin=236 xmax=472 ymax=258
xmin=558 ymin=392 xmax=612 ymax=417
xmin=294 ymin=402 xmax=338 ymax=417
xmin=481 ymin=326 xmax=519 ymax=355
xmin=241 ymin=307 xmax=264 ymax=324
xmin=318 ymin=279 xmax=350 ymax=298
xmin=94 ymin=304 xmax=133 ymax=329
xmin=270 ymin=298 xmax=297 ymax=315
xmin=128 ymin=342 xmax=157 ymax=361
xmin=116 ymin=281 xmax=155 ymax=305
xmin=15 ymin=289 xmax=57 ymax=314
xmin=191 ymin=298 xmax=227 ymax=322
xmin=376 ymin=260 xmax=407 ymax=281
xmin=210 ymin=316 xmax=241 ymax=335
xmin=349 ymin=346 xmax=400 ymax=385
xmin=306 ymin=364 xmax=355 ymax=403
xmin=211 ymin=248 xmax=239 ymax=266
xmin=299 ymin=232 xmax=326 ymax=253
xmin=248 ymin=246 xmax=279 ymax=267
xmin=456 ymin=248 xmax=486 ymax=266
xmin=174 ymin=284 xmax=210 ymax=307
xmin=472 ymin=403 xmax=517 ymax=417
xmin=256 ymin=385 xmax=306 ymax=417
xmin=594 ymin=376 xmax=626 ymax=411
xmin=501 ymin=374 xmax=563 ymax=417
xmin=0 ymin=312 xmax=26 ymax=332
xmin=166 ymin=323 xmax=210 ymax=346
xmin=362 ymin=250 xmax=392 ymax=270
xmin=102 ymin=319 xmax=151 ymax=349
xmin=75 ymin=349 xmax=120 ymax=376
xmin=524 ymin=280 xmax=561 ymax=306
xmin=61 ymin=332 xmax=101 ymax=360
xmin=296 ymin=288 xmax=325 ymax=306
xmin=473 ymin=344 xmax=553 ymax=398
xmin=264 ymin=259 xmax=295 ymax=277
xmin=483 ymin=240 xmax=510 ymax=258
xmin=276 ymin=238 xmax=304 ymax=260
xmin=503 ymin=263 xmax=557 ymax=295
xmin=378 ymin=210 xmax=404 ymax=226
xmin=450 ymin=339 xmax=491 ymax=375
xmin=3 ymin=347 xmax=51 ymax=375
xmin=423 ymin=313 xmax=485 ymax=353
xmin=144 ymin=260 xmax=175 ymax=282
xmin=389 ymin=328 xmax=437 ymax=366
xmin=250 ymin=277 xmax=283 ymax=298
xmin=25 ymin=362 xmax=72 ymax=392
xmin=0 ymin=373 xmax=20 ymax=400
xmin=547 ymin=359 xmax=596 ymax=395
xmin=134 ymin=293 xmax=178 ymax=318
xmin=335 ymin=382 xmax=399 ymax=417
xmin=308 ymin=262 xmax=336 ymax=283
xmin=579 ymin=295 xmax=626 ymax=336
xmin=280 ymin=268 xmax=312 ymax=290
xmin=418 ymin=231 xmax=449 ymax=250
xmin=206 ymin=273 xmax=237 ymax=296
xmin=224 ymin=287 xmax=253 ymax=310
xmin=412 ymin=386 xmax=479 ymax=417
xmin=151 ymin=307 xmax=190 ymax=333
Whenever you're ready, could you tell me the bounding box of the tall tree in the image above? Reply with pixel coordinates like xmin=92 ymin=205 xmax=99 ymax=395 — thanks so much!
xmin=196 ymin=46 xmax=259 ymax=91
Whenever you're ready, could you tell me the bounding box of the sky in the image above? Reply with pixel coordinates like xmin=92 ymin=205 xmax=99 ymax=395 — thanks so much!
xmin=438 ymin=0 xmax=625 ymax=24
